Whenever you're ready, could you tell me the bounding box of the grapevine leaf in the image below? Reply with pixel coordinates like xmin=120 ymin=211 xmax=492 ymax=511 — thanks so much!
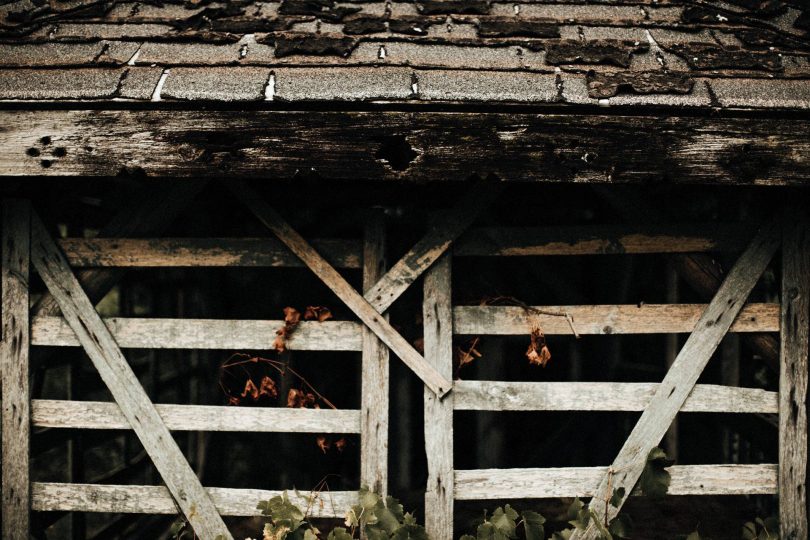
xmin=402 ymin=512 xmax=418 ymax=526
xmin=476 ymin=521 xmax=497 ymax=540
xmin=386 ymin=495 xmax=405 ymax=522
xmin=566 ymin=498 xmax=585 ymax=521
xmin=302 ymin=530 xmax=318 ymax=540
xmin=742 ymin=522 xmax=758 ymax=540
xmin=639 ymin=447 xmax=674 ymax=498
xmin=567 ymin=498 xmax=590 ymax=530
xmin=327 ymin=527 xmax=353 ymax=540
xmin=391 ymin=523 xmax=428 ymax=540
xmin=552 ymin=530 xmax=574 ymax=540
xmin=372 ymin=502 xmax=401 ymax=534
xmin=609 ymin=487 xmax=626 ymax=508
xmin=521 ymin=510 xmax=546 ymax=540
xmin=608 ymin=514 xmax=633 ymax=539
xmin=490 ymin=505 xmax=519 ymax=539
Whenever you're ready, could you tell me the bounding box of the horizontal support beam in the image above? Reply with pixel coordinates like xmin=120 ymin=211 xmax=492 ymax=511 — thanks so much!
xmin=453 ymin=303 xmax=778 ymax=335
xmin=454 ymin=464 xmax=777 ymax=500
xmin=0 ymin=111 xmax=807 ymax=186
xmin=32 ymin=400 xmax=360 ymax=434
xmin=453 ymin=381 xmax=778 ymax=413
xmin=454 ymin=224 xmax=754 ymax=256
xmin=32 ymin=316 xmax=363 ymax=351
xmin=32 ymin=483 xmax=354 ymax=518
xmin=58 ymin=237 xmax=362 ymax=269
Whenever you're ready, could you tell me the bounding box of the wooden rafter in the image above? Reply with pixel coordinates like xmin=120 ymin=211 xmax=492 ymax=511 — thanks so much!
xmin=29 ymin=212 xmax=231 ymax=540
xmin=572 ymin=219 xmax=781 ymax=540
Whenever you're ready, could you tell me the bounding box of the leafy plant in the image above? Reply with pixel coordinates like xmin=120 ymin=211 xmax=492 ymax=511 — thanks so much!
xmin=742 ymin=516 xmax=779 ymax=540
xmin=459 ymin=504 xmax=545 ymax=540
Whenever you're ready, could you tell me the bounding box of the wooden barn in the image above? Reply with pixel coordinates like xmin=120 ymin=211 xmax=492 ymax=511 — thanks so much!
xmin=0 ymin=1 xmax=808 ymax=539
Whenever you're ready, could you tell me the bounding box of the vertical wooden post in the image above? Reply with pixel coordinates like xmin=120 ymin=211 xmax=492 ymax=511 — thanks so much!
xmin=423 ymin=253 xmax=453 ymax=540
xmin=663 ymin=263 xmax=679 ymax=461
xmin=361 ymin=212 xmax=389 ymax=496
xmin=2 ymin=199 xmax=31 ymax=540
xmin=780 ymin=202 xmax=809 ymax=540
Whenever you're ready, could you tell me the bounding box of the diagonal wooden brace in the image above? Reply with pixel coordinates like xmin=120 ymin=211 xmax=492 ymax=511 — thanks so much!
xmin=572 ymin=218 xmax=781 ymax=540
xmin=29 ymin=212 xmax=232 ymax=540
xmin=228 ymin=180 xmax=497 ymax=397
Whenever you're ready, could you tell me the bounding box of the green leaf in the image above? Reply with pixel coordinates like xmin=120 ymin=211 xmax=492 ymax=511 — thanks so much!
xmin=391 ymin=523 xmax=429 ymax=540
xmin=552 ymin=530 xmax=574 ymax=540
xmin=386 ymin=496 xmax=405 ymax=522
xmin=589 ymin=509 xmax=613 ymax=540
xmin=169 ymin=520 xmax=186 ymax=538
xmin=685 ymin=531 xmax=701 ymax=540
xmin=567 ymin=499 xmax=590 ymax=531
xmin=742 ymin=522 xmax=758 ymax=540
xmin=566 ymin=498 xmax=585 ymax=522
xmin=327 ymin=527 xmax=354 ymax=540
xmin=372 ymin=501 xmax=401 ymax=534
xmin=639 ymin=447 xmax=674 ymax=498
xmin=608 ymin=514 xmax=633 ymax=539
xmin=609 ymin=487 xmax=626 ymax=508
xmin=521 ymin=510 xmax=545 ymax=540
xmin=490 ymin=505 xmax=519 ymax=539
xmin=476 ymin=521 xmax=497 ymax=540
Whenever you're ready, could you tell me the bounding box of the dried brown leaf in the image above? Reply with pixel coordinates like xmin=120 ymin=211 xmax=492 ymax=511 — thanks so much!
xmin=526 ymin=327 xmax=551 ymax=367
xmin=304 ymin=306 xmax=333 ymax=322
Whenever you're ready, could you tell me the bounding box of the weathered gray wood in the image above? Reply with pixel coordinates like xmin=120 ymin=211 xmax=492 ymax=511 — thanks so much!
xmin=453 ymin=381 xmax=778 ymax=413
xmin=779 ymin=202 xmax=809 ymax=540
xmin=573 ymin=220 xmax=781 ymax=540
xmin=365 ymin=181 xmax=501 ymax=314
xmin=454 ymin=223 xmax=754 ymax=256
xmin=58 ymin=237 xmax=362 ymax=269
xmin=34 ymin=181 xmax=207 ymax=316
xmin=361 ymin=212 xmax=389 ymax=496
xmin=1 ymin=111 xmax=809 ymax=186
xmin=228 ymin=180 xmax=451 ymax=397
xmin=1 ymin=199 xmax=30 ymax=540
xmin=32 ymin=316 xmax=362 ymax=351
xmin=32 ymin=483 xmax=354 ymax=518
xmin=31 ymin=400 xmax=360 ymax=434
xmin=454 ymin=303 xmax=778 ymax=335
xmin=29 ymin=213 xmax=231 ymax=540
xmin=423 ymin=253 xmax=454 ymax=540
xmin=454 ymin=464 xmax=778 ymax=500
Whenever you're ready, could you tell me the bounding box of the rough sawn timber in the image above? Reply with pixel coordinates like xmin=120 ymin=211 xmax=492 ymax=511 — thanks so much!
xmin=779 ymin=202 xmax=809 ymax=540
xmin=572 ymin=219 xmax=781 ymax=540
xmin=1 ymin=200 xmax=30 ymax=540
xmin=0 ymin=111 xmax=808 ymax=186
xmin=28 ymin=212 xmax=232 ymax=540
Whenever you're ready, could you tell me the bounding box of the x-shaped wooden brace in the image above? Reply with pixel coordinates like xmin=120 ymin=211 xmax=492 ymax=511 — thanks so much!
xmin=571 ymin=218 xmax=781 ymax=539
xmin=227 ymin=180 xmax=503 ymax=397
xmin=28 ymin=209 xmax=232 ymax=540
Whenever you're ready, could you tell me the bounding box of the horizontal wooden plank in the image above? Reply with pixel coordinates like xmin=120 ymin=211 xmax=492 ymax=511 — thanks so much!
xmin=58 ymin=237 xmax=362 ymax=269
xmin=453 ymin=303 xmax=779 ymax=335
xmin=31 ymin=316 xmax=363 ymax=351
xmin=32 ymin=483 xmax=355 ymax=518
xmin=454 ymin=464 xmax=777 ymax=500
xmin=32 ymin=400 xmax=360 ymax=434
xmin=454 ymin=224 xmax=754 ymax=256
xmin=453 ymin=381 xmax=778 ymax=413
xmin=0 ymin=111 xmax=807 ymax=186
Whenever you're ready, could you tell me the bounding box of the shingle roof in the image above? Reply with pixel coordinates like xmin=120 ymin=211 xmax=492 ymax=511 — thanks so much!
xmin=1 ymin=0 xmax=809 ymax=109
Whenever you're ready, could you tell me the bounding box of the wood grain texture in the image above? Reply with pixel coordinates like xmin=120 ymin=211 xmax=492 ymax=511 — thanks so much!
xmin=454 ymin=464 xmax=778 ymax=500
xmin=34 ymin=181 xmax=206 ymax=316
xmin=454 ymin=303 xmax=779 ymax=335
xmin=1 ymin=199 xmax=30 ymax=540
xmin=779 ymin=202 xmax=809 ymax=540
xmin=0 ymin=111 xmax=808 ymax=186
xmin=58 ymin=237 xmax=362 ymax=269
xmin=29 ymin=213 xmax=231 ymax=540
xmin=365 ymin=180 xmax=501 ymax=314
xmin=423 ymin=253 xmax=454 ymax=540
xmin=32 ymin=483 xmax=355 ymax=518
xmin=228 ymin=179 xmax=451 ymax=397
xmin=361 ymin=212 xmax=389 ymax=496
xmin=32 ymin=315 xmax=363 ymax=351
xmin=454 ymin=223 xmax=754 ymax=256
xmin=31 ymin=400 xmax=360 ymax=433
xmin=573 ymin=220 xmax=781 ymax=540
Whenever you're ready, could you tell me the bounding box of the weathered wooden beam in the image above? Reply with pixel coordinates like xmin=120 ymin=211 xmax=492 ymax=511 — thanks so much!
xmin=33 ymin=180 xmax=207 ymax=316
xmin=58 ymin=237 xmax=362 ymax=269
xmin=454 ymin=303 xmax=778 ymax=335
xmin=454 ymin=223 xmax=754 ymax=256
xmin=32 ymin=483 xmax=354 ymax=518
xmin=454 ymin=464 xmax=778 ymax=500
xmin=779 ymin=202 xmax=809 ymax=540
xmin=0 ymin=111 xmax=808 ymax=186
xmin=453 ymin=381 xmax=778 ymax=413
xmin=29 ymin=213 xmax=231 ymax=540
xmin=228 ymin=180 xmax=451 ymax=397
xmin=31 ymin=400 xmax=360 ymax=434
xmin=573 ymin=220 xmax=781 ymax=540
xmin=2 ymin=199 xmax=31 ymax=540
xmin=361 ymin=212 xmax=389 ymax=496
xmin=423 ymin=253 xmax=454 ymax=540
xmin=365 ymin=180 xmax=501 ymax=313
xmin=32 ymin=316 xmax=363 ymax=351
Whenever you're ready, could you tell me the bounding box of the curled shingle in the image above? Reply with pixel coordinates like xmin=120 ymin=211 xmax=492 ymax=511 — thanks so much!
xmin=388 ymin=17 xmax=433 ymax=36
xmin=271 ymin=33 xmax=357 ymax=57
xmin=586 ymin=70 xmax=695 ymax=99
xmin=546 ymin=39 xmax=648 ymax=68
xmin=343 ymin=17 xmax=387 ymax=35
xmin=666 ymin=43 xmax=783 ymax=71
xmin=477 ymin=19 xmax=560 ymax=39
xmin=279 ymin=0 xmax=360 ymax=22
xmin=416 ymin=1 xmax=490 ymax=16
